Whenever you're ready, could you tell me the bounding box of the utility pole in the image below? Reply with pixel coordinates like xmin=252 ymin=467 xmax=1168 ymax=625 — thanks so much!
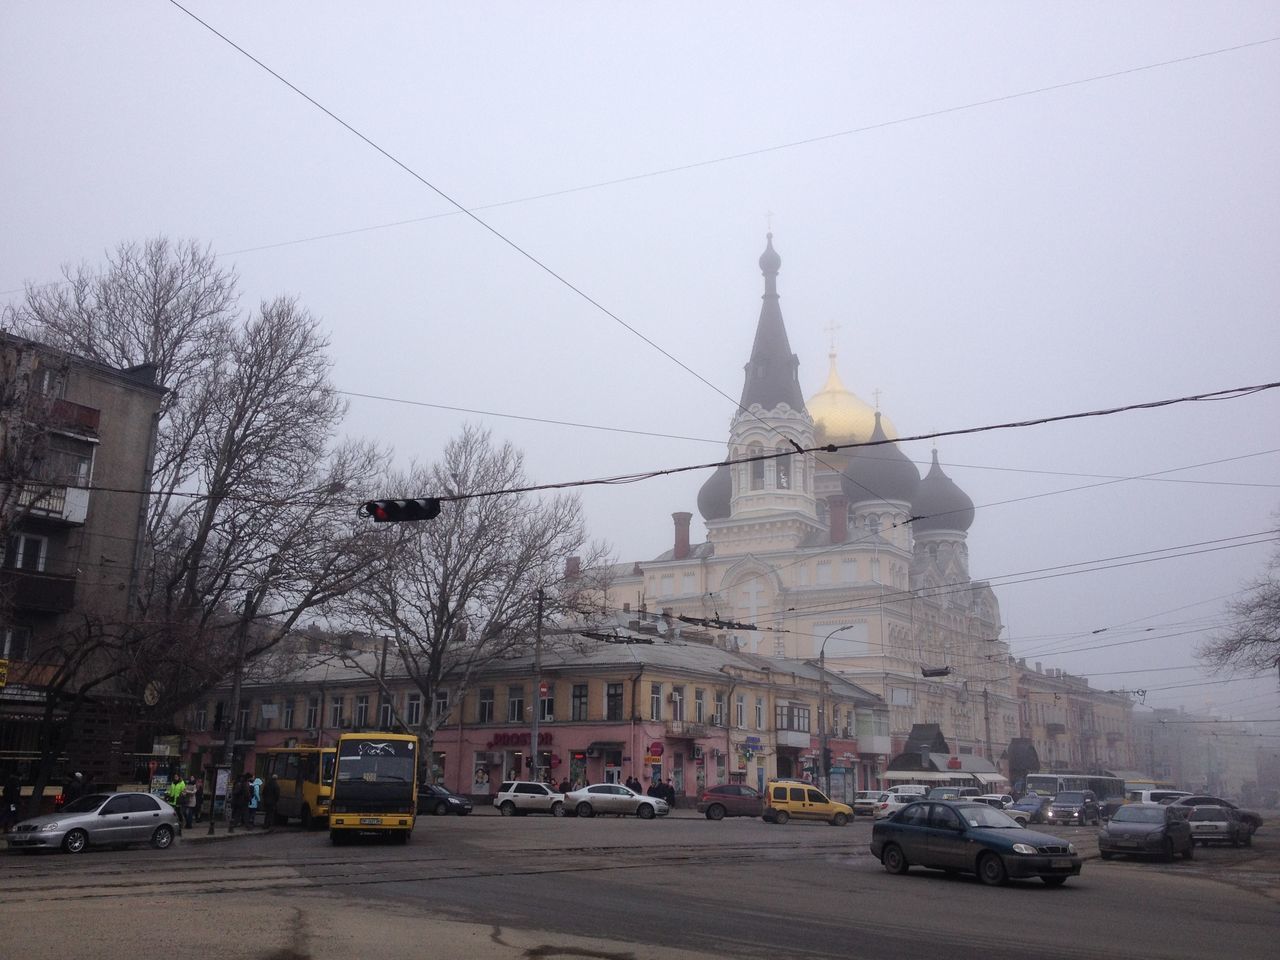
xmin=530 ymin=587 xmax=545 ymax=782
xmin=819 ymin=625 xmax=854 ymax=798
xmin=982 ymin=687 xmax=995 ymax=771
xmin=214 ymin=592 xmax=256 ymax=834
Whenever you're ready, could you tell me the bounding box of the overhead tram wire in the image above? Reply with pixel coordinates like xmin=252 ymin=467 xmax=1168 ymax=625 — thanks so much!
xmin=8 ymin=31 xmax=1272 ymax=298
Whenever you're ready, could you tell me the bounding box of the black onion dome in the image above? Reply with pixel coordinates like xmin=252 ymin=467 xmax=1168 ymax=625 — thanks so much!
xmin=841 ymin=412 xmax=920 ymax=505
xmin=697 ymin=463 xmax=732 ymax=521
xmin=758 ymin=232 xmax=782 ymax=274
xmin=911 ymin=449 xmax=974 ymax=533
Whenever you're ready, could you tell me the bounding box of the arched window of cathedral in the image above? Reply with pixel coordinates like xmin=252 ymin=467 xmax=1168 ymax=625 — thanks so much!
xmin=867 ymin=514 xmax=880 ymax=535
xmin=928 ymin=543 xmax=939 ymax=562
xmin=748 ymin=442 xmax=764 ymax=490
xmin=774 ymin=446 xmax=791 ymax=489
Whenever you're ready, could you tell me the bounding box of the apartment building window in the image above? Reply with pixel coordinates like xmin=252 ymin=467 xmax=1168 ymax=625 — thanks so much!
xmin=194 ymin=703 xmax=207 ymax=732
xmin=259 ymin=702 xmax=275 ymax=731
xmin=572 ymin=684 xmax=589 ymax=721
xmin=379 ymin=698 xmax=393 ymax=729
xmin=507 ymin=686 xmax=525 ymax=723
xmin=671 ymin=686 xmax=685 ymax=722
xmin=282 ymin=699 xmax=295 ymax=729
xmin=305 ymin=697 xmax=319 ymax=729
xmin=775 ymin=702 xmax=811 ymax=733
xmin=478 ymin=687 xmax=494 ymax=723
xmin=694 ymin=688 xmax=705 ymax=724
xmin=406 ymin=692 xmax=422 ymax=727
xmin=1 ymin=626 xmax=31 ymax=661
xmin=540 ymin=684 xmax=555 ymax=722
xmin=6 ymin=533 xmax=47 ymax=572
xmin=238 ymin=705 xmax=251 ymax=738
xmin=650 ymin=683 xmax=662 ymax=721
xmin=735 ymin=693 xmax=746 ymax=728
xmin=714 ymin=692 xmax=725 ymax=726
xmin=329 ymin=696 xmax=344 ymax=729
xmin=606 ymin=683 xmax=623 ymax=721
xmin=755 ymin=697 xmax=764 ymax=730
xmin=46 ymin=435 xmax=94 ymax=485
xmin=434 ymin=689 xmax=450 ymax=722
xmin=355 ymin=694 xmax=370 ymax=728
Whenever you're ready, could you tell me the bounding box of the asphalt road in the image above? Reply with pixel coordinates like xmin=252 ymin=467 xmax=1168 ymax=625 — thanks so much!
xmin=3 ymin=812 xmax=1276 ymax=960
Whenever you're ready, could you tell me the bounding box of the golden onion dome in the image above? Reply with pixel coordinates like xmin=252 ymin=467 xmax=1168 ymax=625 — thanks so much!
xmin=807 ymin=353 xmax=897 ymax=447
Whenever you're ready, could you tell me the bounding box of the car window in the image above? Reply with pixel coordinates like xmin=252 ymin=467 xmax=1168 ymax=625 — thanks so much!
xmin=771 ymin=786 xmax=787 ymax=801
xmin=61 ymin=794 xmax=111 ymax=814
xmin=498 ymin=782 xmax=514 ymax=793
xmin=929 ymin=804 xmax=963 ymax=830
xmin=806 ymin=789 xmax=829 ymax=804
xmin=101 ymin=795 xmax=131 ymax=815
xmin=788 ymin=787 xmax=806 ymax=802
xmin=897 ymin=803 xmax=929 ymax=826
xmin=127 ymin=794 xmax=161 ymax=813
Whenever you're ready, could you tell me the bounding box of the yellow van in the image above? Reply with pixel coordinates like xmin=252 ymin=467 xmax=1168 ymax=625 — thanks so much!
xmin=763 ymin=779 xmax=853 ymax=826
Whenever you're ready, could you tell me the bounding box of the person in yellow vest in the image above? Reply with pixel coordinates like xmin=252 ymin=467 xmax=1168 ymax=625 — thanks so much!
xmin=167 ymin=774 xmax=186 ymax=834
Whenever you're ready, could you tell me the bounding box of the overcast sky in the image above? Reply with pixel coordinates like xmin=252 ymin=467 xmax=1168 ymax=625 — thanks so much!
xmin=4 ymin=2 xmax=1278 ymax=733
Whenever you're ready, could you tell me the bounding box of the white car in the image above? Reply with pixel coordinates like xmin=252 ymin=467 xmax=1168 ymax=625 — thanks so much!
xmin=492 ymin=780 xmax=566 ymax=817
xmin=566 ymin=783 xmax=669 ymax=819
xmin=872 ymin=792 xmax=918 ymax=820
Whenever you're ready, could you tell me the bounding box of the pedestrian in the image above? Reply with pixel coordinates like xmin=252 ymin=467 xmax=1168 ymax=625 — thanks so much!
xmin=230 ymin=773 xmax=249 ymax=827
xmin=194 ymin=776 xmax=205 ymax=822
xmin=63 ymin=771 xmax=85 ymax=806
xmin=663 ymin=778 xmax=677 ymax=807
xmin=262 ymin=775 xmax=280 ymax=830
xmin=249 ymin=772 xmax=263 ymax=827
xmin=2 ymin=772 xmax=20 ymax=833
xmin=167 ymin=773 xmax=186 ymax=832
xmin=182 ymin=777 xmax=199 ymax=830
xmin=647 ymin=778 xmax=662 ymax=798
xmin=557 ymin=777 xmax=570 ymax=794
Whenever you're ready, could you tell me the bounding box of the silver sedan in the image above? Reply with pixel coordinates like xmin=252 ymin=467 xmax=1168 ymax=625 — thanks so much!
xmin=7 ymin=792 xmax=180 ymax=854
xmin=566 ymin=783 xmax=669 ymax=819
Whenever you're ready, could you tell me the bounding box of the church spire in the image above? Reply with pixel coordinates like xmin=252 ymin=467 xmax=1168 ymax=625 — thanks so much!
xmin=739 ymin=233 xmax=806 ymax=413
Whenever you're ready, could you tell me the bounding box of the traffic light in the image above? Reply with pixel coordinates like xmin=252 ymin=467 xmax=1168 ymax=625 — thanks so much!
xmin=361 ymin=498 xmax=442 ymax=522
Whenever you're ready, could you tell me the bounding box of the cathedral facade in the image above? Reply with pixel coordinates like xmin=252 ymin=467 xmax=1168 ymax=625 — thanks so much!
xmin=607 ymin=235 xmax=1021 ymax=777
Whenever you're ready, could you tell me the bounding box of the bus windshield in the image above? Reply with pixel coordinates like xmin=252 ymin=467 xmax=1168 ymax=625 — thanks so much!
xmin=337 ymin=739 xmax=416 ymax=787
xmin=321 ymin=751 xmax=336 ymax=785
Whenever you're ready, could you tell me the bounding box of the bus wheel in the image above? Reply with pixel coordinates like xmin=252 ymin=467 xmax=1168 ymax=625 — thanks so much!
xmin=396 ymin=831 xmax=411 ymax=845
xmin=329 ymin=829 xmax=347 ymax=846
xmin=301 ymin=806 xmax=313 ymax=830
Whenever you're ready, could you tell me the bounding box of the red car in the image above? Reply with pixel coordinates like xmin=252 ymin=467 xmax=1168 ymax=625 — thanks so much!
xmin=696 ymin=784 xmax=764 ymax=820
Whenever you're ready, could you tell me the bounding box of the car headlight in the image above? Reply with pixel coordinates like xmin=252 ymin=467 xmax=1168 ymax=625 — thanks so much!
xmin=1067 ymin=843 xmax=1076 ymax=854
xmin=41 ymin=822 xmax=62 ymax=832
xmin=1012 ymin=843 xmax=1038 ymax=855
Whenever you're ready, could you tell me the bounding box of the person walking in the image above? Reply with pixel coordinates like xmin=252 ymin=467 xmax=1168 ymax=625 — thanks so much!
xmin=182 ymin=777 xmax=199 ymax=830
xmin=230 ymin=773 xmax=248 ymax=827
xmin=167 ymin=774 xmax=187 ymax=834
xmin=249 ymin=773 xmax=263 ymax=828
xmin=194 ymin=776 xmax=205 ymax=823
xmin=262 ymin=775 xmax=280 ymax=830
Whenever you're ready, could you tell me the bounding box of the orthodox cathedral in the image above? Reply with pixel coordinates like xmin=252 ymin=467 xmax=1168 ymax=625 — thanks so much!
xmin=607 ymin=235 xmax=1021 ymax=764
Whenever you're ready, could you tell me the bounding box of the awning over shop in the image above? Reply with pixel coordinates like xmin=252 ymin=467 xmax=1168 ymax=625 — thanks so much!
xmin=883 ymin=770 xmax=954 ymax=781
xmin=974 ymin=772 xmax=1009 ymax=785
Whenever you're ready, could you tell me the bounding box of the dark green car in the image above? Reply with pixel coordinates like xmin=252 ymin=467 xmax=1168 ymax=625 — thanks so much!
xmin=870 ymin=800 xmax=1083 ymax=887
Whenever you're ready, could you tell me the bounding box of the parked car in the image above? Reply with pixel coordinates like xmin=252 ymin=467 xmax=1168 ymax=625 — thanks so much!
xmin=7 ymin=792 xmax=179 ymax=854
xmin=885 ymin=784 xmax=930 ymax=798
xmin=566 ymin=783 xmax=668 ymax=819
xmin=1187 ymin=805 xmax=1251 ymax=847
xmin=870 ymin=799 xmax=1082 ymax=886
xmin=417 ymin=783 xmax=473 ymax=816
xmin=1010 ymin=795 xmax=1052 ymax=825
xmin=1166 ymin=796 xmax=1263 ymax=836
xmin=972 ymin=795 xmax=1027 ymax=825
xmin=492 ymin=781 xmax=566 ymax=817
xmin=873 ymin=792 xmax=917 ymax=820
xmin=927 ymin=786 xmax=966 ymax=801
xmin=852 ymin=790 xmax=883 ymax=817
xmin=1129 ymin=789 xmax=1192 ymax=805
xmin=1046 ymin=790 xmax=1100 ymax=825
xmin=696 ymin=784 xmax=764 ymax=820
xmin=1097 ymin=802 xmax=1194 ymax=861
xmin=763 ymin=779 xmax=853 ymax=826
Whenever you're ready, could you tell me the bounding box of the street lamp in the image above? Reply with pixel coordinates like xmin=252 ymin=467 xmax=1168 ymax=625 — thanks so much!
xmin=819 ymin=625 xmax=855 ymax=797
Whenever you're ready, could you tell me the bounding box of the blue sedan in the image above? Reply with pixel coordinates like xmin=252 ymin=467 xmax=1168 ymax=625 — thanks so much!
xmin=870 ymin=800 xmax=1083 ymax=887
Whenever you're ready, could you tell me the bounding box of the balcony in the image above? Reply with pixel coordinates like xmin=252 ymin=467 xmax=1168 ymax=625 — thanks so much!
xmin=858 ymin=734 xmax=893 ymax=756
xmin=665 ymin=720 xmax=709 ymax=740
xmin=0 ymin=569 xmax=76 ymax=613
xmin=51 ymin=399 xmax=101 ymax=434
xmin=776 ymin=728 xmax=812 ymax=749
xmin=14 ymin=483 xmax=89 ymax=525
xmin=1045 ymin=722 xmax=1067 ymax=737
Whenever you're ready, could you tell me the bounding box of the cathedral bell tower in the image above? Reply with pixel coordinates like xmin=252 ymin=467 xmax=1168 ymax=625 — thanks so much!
xmin=698 ymin=234 xmax=821 ymax=556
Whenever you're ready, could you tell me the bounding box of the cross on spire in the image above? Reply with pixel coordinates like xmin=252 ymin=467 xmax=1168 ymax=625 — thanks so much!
xmin=824 ymin=320 xmax=841 ymax=353
xmin=765 ymin=210 xmax=774 ymax=232
xmin=872 ymin=387 xmax=883 ymax=410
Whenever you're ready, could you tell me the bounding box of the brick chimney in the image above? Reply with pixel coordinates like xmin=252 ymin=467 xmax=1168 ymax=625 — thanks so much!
xmin=827 ymin=494 xmax=849 ymax=544
xmin=672 ymin=511 xmax=692 ymax=560
xmin=564 ymin=555 xmax=581 ymax=580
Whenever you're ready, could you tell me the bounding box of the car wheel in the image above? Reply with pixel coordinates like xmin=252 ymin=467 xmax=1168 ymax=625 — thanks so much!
xmin=433 ymin=802 xmax=448 ymax=816
xmin=150 ymin=825 xmax=175 ymax=850
xmin=61 ymin=829 xmax=88 ymax=854
xmin=832 ymin=813 xmax=848 ymax=827
xmin=1042 ymin=876 xmax=1068 ymax=887
xmin=1243 ymin=831 xmax=1253 ymax=847
xmin=1013 ymin=815 xmax=1028 ymax=827
xmin=1163 ymin=838 xmax=1176 ymax=862
xmin=706 ymin=804 xmax=726 ymax=821
xmin=1230 ymin=834 xmax=1240 ymax=848
xmin=576 ymin=802 xmax=594 ymax=818
xmin=1182 ymin=842 xmax=1194 ymax=860
xmin=1100 ymin=850 xmax=1114 ymax=860
xmin=499 ymin=801 xmax=517 ymax=817
xmin=551 ymin=801 xmax=565 ymax=818
xmin=977 ymin=852 xmax=1008 ymax=886
xmin=637 ymin=804 xmax=655 ymax=820
xmin=881 ymin=843 xmax=909 ymax=875
xmin=774 ymin=810 xmax=790 ymax=825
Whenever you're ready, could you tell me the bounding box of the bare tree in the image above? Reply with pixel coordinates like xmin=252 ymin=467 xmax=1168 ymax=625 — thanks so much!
xmin=1201 ymin=524 xmax=1280 ymax=674
xmin=331 ymin=424 xmax=610 ymax=755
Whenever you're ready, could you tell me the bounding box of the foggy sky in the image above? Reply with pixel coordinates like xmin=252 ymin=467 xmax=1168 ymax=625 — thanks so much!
xmin=3 ymin=2 xmax=1278 ymax=729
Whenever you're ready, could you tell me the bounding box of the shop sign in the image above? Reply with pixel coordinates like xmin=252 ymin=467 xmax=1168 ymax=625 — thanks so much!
xmin=487 ymin=731 xmax=553 ymax=749
xmin=644 ymin=755 xmax=661 ymax=765
xmin=649 ymin=741 xmax=664 ymax=756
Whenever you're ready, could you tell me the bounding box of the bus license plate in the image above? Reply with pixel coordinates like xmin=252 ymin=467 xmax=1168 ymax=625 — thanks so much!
xmin=360 ymin=818 xmax=380 ymax=825
xmin=1050 ymin=859 xmax=1072 ymax=869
